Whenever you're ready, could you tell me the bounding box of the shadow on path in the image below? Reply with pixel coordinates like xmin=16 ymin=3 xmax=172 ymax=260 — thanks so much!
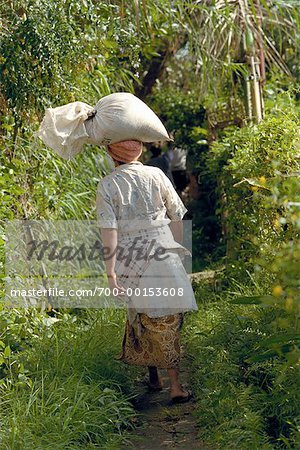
xmin=122 ymin=361 xmax=208 ymax=449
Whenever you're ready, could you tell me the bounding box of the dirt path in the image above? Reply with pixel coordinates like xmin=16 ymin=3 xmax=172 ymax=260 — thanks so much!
xmin=122 ymin=269 xmax=218 ymax=449
xmin=122 ymin=360 xmax=208 ymax=449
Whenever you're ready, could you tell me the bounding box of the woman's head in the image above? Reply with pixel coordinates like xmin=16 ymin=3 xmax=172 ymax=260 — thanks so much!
xmin=107 ymin=140 xmax=143 ymax=164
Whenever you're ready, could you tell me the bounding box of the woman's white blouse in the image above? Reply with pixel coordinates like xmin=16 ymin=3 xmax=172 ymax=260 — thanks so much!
xmin=96 ymin=161 xmax=187 ymax=231
xmin=96 ymin=161 xmax=197 ymax=318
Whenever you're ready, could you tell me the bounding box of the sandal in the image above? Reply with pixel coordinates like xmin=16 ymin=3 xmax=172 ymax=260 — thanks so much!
xmin=169 ymin=390 xmax=193 ymax=405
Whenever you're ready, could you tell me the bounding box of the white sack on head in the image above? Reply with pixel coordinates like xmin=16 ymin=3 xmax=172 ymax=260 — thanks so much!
xmin=38 ymin=102 xmax=94 ymax=160
xmin=84 ymin=92 xmax=171 ymax=145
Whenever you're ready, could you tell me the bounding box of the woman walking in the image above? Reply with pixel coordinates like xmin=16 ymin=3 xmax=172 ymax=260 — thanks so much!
xmin=97 ymin=140 xmax=198 ymax=403
xmin=39 ymin=93 xmax=198 ymax=403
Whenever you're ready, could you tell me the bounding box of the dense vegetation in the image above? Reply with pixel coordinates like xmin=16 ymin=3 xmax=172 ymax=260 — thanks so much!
xmin=0 ymin=309 xmax=137 ymax=448
xmin=0 ymin=136 xmax=138 ymax=447
xmin=185 ymin=99 xmax=300 ymax=448
xmin=1 ymin=1 xmax=300 ymax=449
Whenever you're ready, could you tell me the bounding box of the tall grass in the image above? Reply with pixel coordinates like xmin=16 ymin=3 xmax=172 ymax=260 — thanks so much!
xmin=1 ymin=126 xmax=141 ymax=448
xmin=184 ymin=279 xmax=300 ymax=449
xmin=0 ymin=309 xmax=138 ymax=449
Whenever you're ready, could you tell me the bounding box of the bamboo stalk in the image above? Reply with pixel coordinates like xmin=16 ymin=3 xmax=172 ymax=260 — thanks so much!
xmin=250 ymin=55 xmax=262 ymax=122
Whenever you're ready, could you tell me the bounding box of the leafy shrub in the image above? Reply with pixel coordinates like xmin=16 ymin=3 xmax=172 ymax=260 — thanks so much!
xmin=208 ymin=107 xmax=300 ymax=267
xmin=208 ymin=105 xmax=300 ymax=346
xmin=187 ymin=100 xmax=300 ymax=449
xmin=0 ymin=0 xmax=145 ymax=118
xmin=185 ymin=280 xmax=300 ymax=449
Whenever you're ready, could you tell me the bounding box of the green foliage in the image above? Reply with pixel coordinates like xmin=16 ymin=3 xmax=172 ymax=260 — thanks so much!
xmin=0 ymin=307 xmax=47 ymax=389
xmin=208 ymin=100 xmax=300 ymax=344
xmin=0 ymin=0 xmax=143 ymax=116
xmin=150 ymin=87 xmax=207 ymax=160
xmin=188 ymin=96 xmax=300 ymax=449
xmin=0 ymin=0 xmax=195 ymax=121
xmin=0 ymin=309 xmax=137 ymax=448
xmin=0 ymin=130 xmax=110 ymax=221
xmin=185 ymin=281 xmax=300 ymax=449
xmin=1 ymin=0 xmax=82 ymax=114
xmin=208 ymin=101 xmax=300 ymax=269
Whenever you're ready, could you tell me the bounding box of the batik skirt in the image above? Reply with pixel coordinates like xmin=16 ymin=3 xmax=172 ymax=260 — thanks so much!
xmin=117 ymin=312 xmax=184 ymax=369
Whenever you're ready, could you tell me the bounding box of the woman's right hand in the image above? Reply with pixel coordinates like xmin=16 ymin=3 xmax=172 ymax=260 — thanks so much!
xmin=107 ymin=273 xmax=126 ymax=297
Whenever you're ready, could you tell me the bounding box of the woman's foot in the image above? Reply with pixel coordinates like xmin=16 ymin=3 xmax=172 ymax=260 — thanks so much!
xmin=169 ymin=388 xmax=193 ymax=404
xmin=167 ymin=368 xmax=193 ymax=403
xmin=170 ymin=387 xmax=190 ymax=400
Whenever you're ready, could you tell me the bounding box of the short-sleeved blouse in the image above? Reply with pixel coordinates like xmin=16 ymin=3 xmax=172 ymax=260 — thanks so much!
xmin=96 ymin=161 xmax=197 ymax=318
xmin=96 ymin=161 xmax=187 ymax=232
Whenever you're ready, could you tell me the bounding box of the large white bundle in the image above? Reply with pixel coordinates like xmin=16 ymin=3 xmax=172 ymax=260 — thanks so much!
xmin=39 ymin=92 xmax=170 ymax=160
xmin=39 ymin=102 xmax=94 ymax=160
xmin=85 ymin=92 xmax=170 ymax=145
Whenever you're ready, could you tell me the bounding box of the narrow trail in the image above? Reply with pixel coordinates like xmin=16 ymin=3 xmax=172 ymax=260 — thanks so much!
xmin=121 ymin=270 xmax=217 ymax=449
xmin=123 ymin=359 xmax=208 ymax=449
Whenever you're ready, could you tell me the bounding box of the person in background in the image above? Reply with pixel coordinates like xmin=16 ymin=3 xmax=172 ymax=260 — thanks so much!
xmin=145 ymin=142 xmax=175 ymax=186
xmin=170 ymin=146 xmax=189 ymax=197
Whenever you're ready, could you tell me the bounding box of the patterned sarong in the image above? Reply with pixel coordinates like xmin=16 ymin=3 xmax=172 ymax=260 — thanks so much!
xmin=117 ymin=313 xmax=184 ymax=369
xmin=114 ymin=226 xmax=191 ymax=365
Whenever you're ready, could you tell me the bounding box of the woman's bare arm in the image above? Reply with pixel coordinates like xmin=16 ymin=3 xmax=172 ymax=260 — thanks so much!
xmin=101 ymin=228 xmax=118 ymax=276
xmin=169 ymin=220 xmax=183 ymax=244
xmin=100 ymin=228 xmax=125 ymax=295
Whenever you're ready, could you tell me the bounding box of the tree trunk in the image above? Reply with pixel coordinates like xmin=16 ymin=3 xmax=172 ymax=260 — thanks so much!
xmin=135 ymin=48 xmax=169 ymax=100
xmin=135 ymin=36 xmax=186 ymax=100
